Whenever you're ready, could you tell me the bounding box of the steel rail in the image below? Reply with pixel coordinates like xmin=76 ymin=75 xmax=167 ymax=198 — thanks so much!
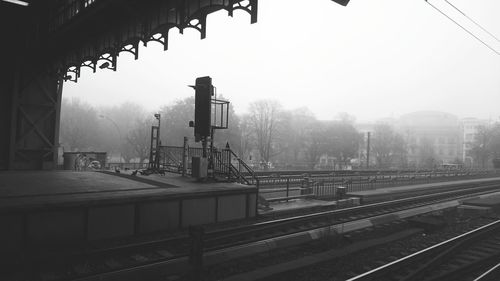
xmin=21 ymin=183 xmax=498 ymax=278
xmin=13 ymin=181 xmax=500 ymax=281
xmin=347 ymin=220 xmax=500 ymax=281
xmin=69 ymin=184 xmax=500 ymax=281
xmin=203 ymin=183 xmax=500 ymax=249
xmin=473 ymin=262 xmax=500 ymax=281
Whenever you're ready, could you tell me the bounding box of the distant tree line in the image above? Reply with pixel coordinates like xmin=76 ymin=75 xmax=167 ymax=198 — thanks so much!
xmin=469 ymin=124 xmax=500 ymax=169
xmin=60 ymin=98 xmax=153 ymax=163
xmin=59 ymin=97 xmax=500 ymax=170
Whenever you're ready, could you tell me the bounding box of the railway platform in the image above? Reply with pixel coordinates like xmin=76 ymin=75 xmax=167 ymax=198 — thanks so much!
xmin=0 ymin=170 xmax=257 ymax=262
xmin=347 ymin=177 xmax=500 ymax=203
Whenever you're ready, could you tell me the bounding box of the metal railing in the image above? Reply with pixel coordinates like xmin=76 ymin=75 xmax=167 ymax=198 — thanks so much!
xmin=158 ymin=145 xmax=258 ymax=185
xmin=258 ymin=170 xmax=500 ymax=201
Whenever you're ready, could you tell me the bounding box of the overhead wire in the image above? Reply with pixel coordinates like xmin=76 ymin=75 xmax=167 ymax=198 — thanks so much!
xmin=425 ymin=0 xmax=500 ymax=55
xmin=444 ymin=0 xmax=500 ymax=43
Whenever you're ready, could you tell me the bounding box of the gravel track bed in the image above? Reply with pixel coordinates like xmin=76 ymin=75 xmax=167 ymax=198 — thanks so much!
xmin=260 ymin=214 xmax=498 ymax=281
xmin=176 ymin=210 xmax=499 ymax=281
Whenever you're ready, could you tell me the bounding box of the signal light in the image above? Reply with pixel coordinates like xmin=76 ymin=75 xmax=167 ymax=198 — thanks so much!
xmin=193 ymin=76 xmax=213 ymax=141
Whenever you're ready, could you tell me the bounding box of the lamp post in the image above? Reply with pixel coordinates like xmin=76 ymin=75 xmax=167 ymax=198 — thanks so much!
xmin=366 ymin=132 xmax=371 ymax=169
xmin=99 ymin=114 xmax=122 ymax=168
xmin=154 ymin=113 xmax=161 ymax=169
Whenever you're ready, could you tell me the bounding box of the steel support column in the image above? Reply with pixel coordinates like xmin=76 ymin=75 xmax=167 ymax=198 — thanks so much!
xmin=8 ymin=65 xmax=63 ymax=170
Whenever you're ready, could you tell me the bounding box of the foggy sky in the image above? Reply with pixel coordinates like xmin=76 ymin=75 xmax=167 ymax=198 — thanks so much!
xmin=63 ymin=0 xmax=500 ymax=122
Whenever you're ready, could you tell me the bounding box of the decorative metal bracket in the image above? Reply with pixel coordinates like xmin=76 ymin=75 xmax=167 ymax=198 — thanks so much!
xmin=58 ymin=0 xmax=258 ymax=82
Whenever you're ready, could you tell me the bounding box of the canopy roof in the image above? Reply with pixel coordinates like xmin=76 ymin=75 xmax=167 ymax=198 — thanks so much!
xmin=0 ymin=0 xmax=257 ymax=82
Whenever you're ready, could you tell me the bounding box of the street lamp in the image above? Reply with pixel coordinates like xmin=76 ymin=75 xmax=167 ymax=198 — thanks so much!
xmin=154 ymin=113 xmax=161 ymax=169
xmin=99 ymin=114 xmax=122 ymax=167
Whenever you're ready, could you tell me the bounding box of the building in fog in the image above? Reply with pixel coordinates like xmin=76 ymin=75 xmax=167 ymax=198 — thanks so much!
xmin=396 ymin=111 xmax=462 ymax=167
xmin=353 ymin=112 xmax=493 ymax=169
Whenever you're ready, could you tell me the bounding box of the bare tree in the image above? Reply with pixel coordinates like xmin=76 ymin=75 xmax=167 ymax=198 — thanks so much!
xmin=159 ymin=97 xmax=195 ymax=146
xmin=303 ymin=121 xmax=326 ymax=169
xmin=125 ymin=117 xmax=155 ymax=163
xmin=247 ymin=100 xmax=283 ymax=167
xmin=470 ymin=124 xmax=500 ymax=168
xmin=238 ymin=114 xmax=255 ymax=161
xmin=371 ymin=124 xmax=406 ymax=168
xmin=322 ymin=120 xmax=360 ymax=162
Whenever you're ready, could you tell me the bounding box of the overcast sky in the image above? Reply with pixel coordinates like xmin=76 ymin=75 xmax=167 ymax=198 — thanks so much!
xmin=63 ymin=0 xmax=500 ymax=122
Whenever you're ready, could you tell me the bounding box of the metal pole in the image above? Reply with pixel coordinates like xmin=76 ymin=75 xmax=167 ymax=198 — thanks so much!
xmin=209 ymin=127 xmax=214 ymax=176
xmin=188 ymin=226 xmax=204 ymax=281
xmin=286 ymin=178 xmax=290 ymax=202
xmin=366 ymin=132 xmax=371 ymax=169
xmin=182 ymin=136 xmax=188 ymax=176
xmin=155 ymin=114 xmax=161 ymax=170
xmin=226 ymin=142 xmax=231 ymax=180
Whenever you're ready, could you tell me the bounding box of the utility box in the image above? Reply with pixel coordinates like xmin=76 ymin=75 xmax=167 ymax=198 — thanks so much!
xmin=191 ymin=157 xmax=208 ymax=179
xmin=63 ymin=153 xmax=79 ymax=170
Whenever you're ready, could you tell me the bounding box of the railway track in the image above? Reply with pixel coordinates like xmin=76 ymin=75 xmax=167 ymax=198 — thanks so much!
xmin=474 ymin=262 xmax=500 ymax=281
xmin=9 ymin=181 xmax=500 ymax=281
xmin=347 ymin=219 xmax=500 ymax=281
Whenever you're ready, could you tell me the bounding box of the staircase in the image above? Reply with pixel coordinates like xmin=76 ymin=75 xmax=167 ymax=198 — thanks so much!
xmin=212 ymin=148 xmax=257 ymax=185
xmin=159 ymin=145 xmax=257 ymax=185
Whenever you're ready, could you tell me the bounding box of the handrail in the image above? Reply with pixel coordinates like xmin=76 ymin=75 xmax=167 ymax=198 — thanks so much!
xmin=228 ymin=149 xmax=258 ymax=185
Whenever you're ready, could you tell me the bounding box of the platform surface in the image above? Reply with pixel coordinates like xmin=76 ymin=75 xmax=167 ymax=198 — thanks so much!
xmin=0 ymin=170 xmax=255 ymax=211
xmin=347 ymin=177 xmax=500 ymax=198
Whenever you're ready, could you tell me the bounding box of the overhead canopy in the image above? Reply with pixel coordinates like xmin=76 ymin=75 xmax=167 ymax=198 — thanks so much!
xmin=0 ymin=0 xmax=258 ymax=82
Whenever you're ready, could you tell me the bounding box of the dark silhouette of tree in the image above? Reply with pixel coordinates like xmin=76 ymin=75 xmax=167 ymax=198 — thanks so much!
xmin=125 ymin=117 xmax=155 ymax=163
xmin=159 ymin=97 xmax=195 ymax=146
xmin=392 ymin=133 xmax=409 ymax=168
xmin=60 ymin=98 xmax=100 ymax=152
xmin=323 ymin=120 xmax=360 ymax=162
xmin=371 ymin=124 xmax=408 ymax=168
xmin=238 ymin=114 xmax=255 ymax=161
xmin=471 ymin=124 xmax=500 ymax=168
xmin=303 ymin=121 xmax=326 ymax=169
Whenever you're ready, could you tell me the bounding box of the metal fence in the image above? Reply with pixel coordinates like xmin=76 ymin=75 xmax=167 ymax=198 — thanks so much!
xmin=259 ymin=170 xmax=500 ymax=201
